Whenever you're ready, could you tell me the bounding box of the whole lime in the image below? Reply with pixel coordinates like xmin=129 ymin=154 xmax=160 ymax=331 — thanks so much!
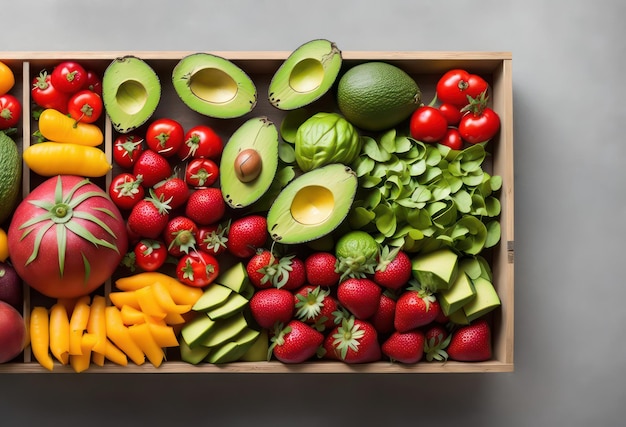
xmin=334 ymin=230 xmax=379 ymax=279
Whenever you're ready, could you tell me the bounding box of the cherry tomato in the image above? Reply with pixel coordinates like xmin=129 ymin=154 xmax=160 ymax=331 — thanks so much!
xmin=84 ymin=69 xmax=102 ymax=96
xmin=134 ymin=239 xmax=168 ymax=272
xmin=197 ymin=223 xmax=228 ymax=256
xmin=409 ymin=106 xmax=448 ymax=143
xmin=0 ymin=94 xmax=21 ymax=129
xmin=439 ymin=128 xmax=464 ymax=150
xmin=67 ymin=90 xmax=103 ymax=124
xmin=113 ymin=134 xmax=144 ymax=169
xmin=438 ymin=103 xmax=463 ymax=126
xmin=178 ymin=125 xmax=223 ymax=160
xmin=176 ymin=250 xmax=220 ymax=288
xmin=185 ymin=158 xmax=219 ymax=189
xmin=108 ymin=172 xmax=145 ymax=211
xmin=145 ymin=118 xmax=184 ymax=158
xmin=31 ymin=70 xmax=70 ymax=113
xmin=436 ymin=69 xmax=489 ymax=108
xmin=458 ymin=107 xmax=501 ymax=144
xmin=51 ymin=61 xmax=87 ymax=94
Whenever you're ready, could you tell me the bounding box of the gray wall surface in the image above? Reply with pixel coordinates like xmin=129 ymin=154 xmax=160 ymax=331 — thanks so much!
xmin=1 ymin=1 xmax=624 ymax=426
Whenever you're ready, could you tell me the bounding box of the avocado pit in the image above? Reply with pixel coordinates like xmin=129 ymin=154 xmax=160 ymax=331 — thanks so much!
xmin=234 ymin=148 xmax=262 ymax=183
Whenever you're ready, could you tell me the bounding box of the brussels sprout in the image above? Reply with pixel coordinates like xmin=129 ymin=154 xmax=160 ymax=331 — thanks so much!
xmin=294 ymin=112 xmax=361 ymax=172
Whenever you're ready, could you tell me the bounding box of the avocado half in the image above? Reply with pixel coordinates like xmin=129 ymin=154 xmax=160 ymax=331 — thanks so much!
xmin=102 ymin=56 xmax=161 ymax=134
xmin=268 ymin=39 xmax=342 ymax=111
xmin=220 ymin=117 xmax=279 ymax=209
xmin=172 ymin=53 xmax=257 ymax=119
xmin=267 ymin=163 xmax=357 ymax=244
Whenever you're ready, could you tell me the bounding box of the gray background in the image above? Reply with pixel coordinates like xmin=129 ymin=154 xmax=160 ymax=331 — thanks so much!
xmin=1 ymin=0 xmax=624 ymax=426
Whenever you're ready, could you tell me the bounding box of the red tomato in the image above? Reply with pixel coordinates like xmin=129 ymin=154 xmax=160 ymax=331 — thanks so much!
xmin=439 ymin=128 xmax=464 ymax=150
xmin=134 ymin=239 xmax=167 ymax=272
xmin=458 ymin=107 xmax=501 ymax=144
xmin=185 ymin=158 xmax=219 ymax=189
xmin=438 ymin=103 xmax=463 ymax=126
xmin=197 ymin=223 xmax=228 ymax=256
xmin=113 ymin=134 xmax=144 ymax=169
xmin=178 ymin=125 xmax=223 ymax=160
xmin=0 ymin=94 xmax=21 ymax=129
xmin=145 ymin=118 xmax=184 ymax=158
xmin=67 ymin=90 xmax=103 ymax=124
xmin=31 ymin=70 xmax=70 ymax=113
xmin=176 ymin=251 xmax=219 ymax=288
xmin=409 ymin=106 xmax=448 ymax=143
xmin=436 ymin=69 xmax=489 ymax=108
xmin=108 ymin=173 xmax=145 ymax=211
xmin=51 ymin=61 xmax=87 ymax=94
xmin=84 ymin=69 xmax=102 ymax=96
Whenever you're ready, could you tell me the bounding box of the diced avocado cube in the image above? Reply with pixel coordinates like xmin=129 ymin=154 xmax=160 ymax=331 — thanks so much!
xmin=463 ymin=277 xmax=501 ymax=322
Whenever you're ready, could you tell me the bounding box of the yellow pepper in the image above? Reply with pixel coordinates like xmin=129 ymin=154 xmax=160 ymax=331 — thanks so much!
xmin=23 ymin=142 xmax=111 ymax=177
xmin=49 ymin=303 xmax=70 ymax=365
xmin=38 ymin=108 xmax=103 ymax=146
xmin=30 ymin=306 xmax=54 ymax=371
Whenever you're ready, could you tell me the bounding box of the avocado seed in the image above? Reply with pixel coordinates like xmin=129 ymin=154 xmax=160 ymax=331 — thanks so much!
xmin=234 ymin=148 xmax=262 ymax=183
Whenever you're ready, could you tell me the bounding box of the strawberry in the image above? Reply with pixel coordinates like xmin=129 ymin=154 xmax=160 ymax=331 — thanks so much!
xmin=373 ymin=246 xmax=412 ymax=290
xmin=227 ymin=215 xmax=268 ymax=258
xmin=382 ymin=330 xmax=425 ymax=364
xmin=153 ymin=176 xmax=189 ymax=210
xmin=294 ymin=285 xmax=338 ymax=331
xmin=304 ymin=252 xmax=341 ymax=287
xmin=269 ymin=320 xmax=324 ymax=364
xmin=370 ymin=291 xmax=397 ymax=335
xmin=424 ymin=324 xmax=451 ymax=362
xmin=325 ymin=317 xmax=381 ymax=363
xmin=337 ymin=277 xmax=381 ymax=320
xmin=249 ymin=288 xmax=294 ymax=329
xmin=163 ymin=216 xmax=198 ymax=257
xmin=185 ymin=187 xmax=225 ymax=226
xmin=133 ymin=149 xmax=172 ymax=188
xmin=273 ymin=255 xmax=306 ymax=290
xmin=447 ymin=319 xmax=492 ymax=362
xmin=394 ymin=281 xmax=441 ymax=332
xmin=246 ymin=249 xmax=279 ymax=289
xmin=126 ymin=191 xmax=171 ymax=239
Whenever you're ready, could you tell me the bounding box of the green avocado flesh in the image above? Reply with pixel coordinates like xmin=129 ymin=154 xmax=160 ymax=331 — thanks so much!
xmin=267 ymin=163 xmax=358 ymax=244
xmin=102 ymin=56 xmax=161 ymax=134
xmin=220 ymin=117 xmax=279 ymax=208
xmin=268 ymin=39 xmax=342 ymax=110
xmin=172 ymin=53 xmax=257 ymax=119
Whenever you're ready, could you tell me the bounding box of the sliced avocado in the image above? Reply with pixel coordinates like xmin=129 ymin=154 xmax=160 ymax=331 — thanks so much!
xmin=192 ymin=284 xmax=233 ymax=312
xmin=268 ymin=39 xmax=342 ymax=110
xmin=448 ymin=307 xmax=470 ymax=325
xmin=180 ymin=313 xmax=217 ymax=347
xmin=172 ymin=52 xmax=257 ymax=119
xmin=240 ymin=329 xmax=269 ymax=362
xmin=463 ymin=277 xmax=501 ymax=322
xmin=267 ymin=163 xmax=358 ymax=244
xmin=200 ymin=312 xmax=248 ymax=347
xmin=215 ymin=262 xmax=250 ymax=294
xmin=207 ymin=328 xmax=261 ymax=364
xmin=102 ymin=55 xmax=161 ymax=133
xmin=179 ymin=337 xmax=212 ymax=365
xmin=207 ymin=293 xmax=249 ymax=320
xmin=411 ymin=248 xmax=459 ymax=291
xmin=438 ymin=272 xmax=476 ymax=316
xmin=220 ymin=117 xmax=279 ymax=209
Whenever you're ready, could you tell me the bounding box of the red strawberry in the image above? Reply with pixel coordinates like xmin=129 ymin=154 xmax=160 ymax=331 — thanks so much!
xmin=294 ymin=285 xmax=338 ymax=331
xmin=273 ymin=255 xmax=306 ymax=290
xmin=185 ymin=187 xmax=225 ymax=225
xmin=424 ymin=324 xmax=451 ymax=362
xmin=227 ymin=215 xmax=268 ymax=258
xmin=325 ymin=317 xmax=381 ymax=363
xmin=337 ymin=277 xmax=381 ymax=319
xmin=304 ymin=252 xmax=341 ymax=287
xmin=370 ymin=291 xmax=397 ymax=335
xmin=269 ymin=320 xmax=324 ymax=364
xmin=197 ymin=221 xmax=229 ymax=256
xmin=447 ymin=319 xmax=492 ymax=362
xmin=126 ymin=191 xmax=171 ymax=239
xmin=382 ymin=330 xmax=425 ymax=364
xmin=153 ymin=176 xmax=189 ymax=210
xmin=373 ymin=246 xmax=412 ymax=290
xmin=249 ymin=288 xmax=294 ymax=329
xmin=394 ymin=282 xmax=441 ymax=332
xmin=133 ymin=149 xmax=172 ymax=188
xmin=246 ymin=249 xmax=279 ymax=289
xmin=163 ymin=216 xmax=198 ymax=257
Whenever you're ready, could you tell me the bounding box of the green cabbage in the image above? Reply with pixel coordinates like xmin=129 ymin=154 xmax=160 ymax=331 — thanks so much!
xmin=294 ymin=112 xmax=361 ymax=172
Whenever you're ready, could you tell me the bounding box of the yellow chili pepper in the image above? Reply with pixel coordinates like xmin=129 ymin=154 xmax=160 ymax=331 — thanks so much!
xmin=104 ymin=339 xmax=128 ymax=366
xmin=49 ymin=303 xmax=70 ymax=365
xmin=23 ymin=142 xmax=111 ymax=177
xmin=105 ymin=306 xmax=145 ymax=365
xmin=30 ymin=306 xmax=54 ymax=371
xmin=69 ymin=297 xmax=90 ymax=356
xmin=128 ymin=323 xmax=164 ymax=368
xmin=115 ymin=272 xmax=203 ymax=306
xmin=38 ymin=108 xmax=103 ymax=146
xmin=70 ymin=333 xmax=96 ymax=373
xmin=87 ymin=295 xmax=107 ymax=355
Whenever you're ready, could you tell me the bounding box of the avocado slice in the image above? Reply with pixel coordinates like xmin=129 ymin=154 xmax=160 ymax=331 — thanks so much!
xmin=200 ymin=312 xmax=248 ymax=347
xmin=180 ymin=313 xmax=217 ymax=347
xmin=172 ymin=52 xmax=257 ymax=119
xmin=268 ymin=39 xmax=342 ymax=110
xmin=207 ymin=328 xmax=262 ymax=364
xmin=192 ymin=284 xmax=233 ymax=312
xmin=102 ymin=55 xmax=161 ymax=133
xmin=240 ymin=329 xmax=269 ymax=362
xmin=438 ymin=271 xmax=476 ymax=316
xmin=267 ymin=163 xmax=358 ymax=244
xmin=207 ymin=293 xmax=249 ymax=320
xmin=215 ymin=262 xmax=250 ymax=294
xmin=462 ymin=277 xmax=501 ymax=322
xmin=179 ymin=337 xmax=212 ymax=365
xmin=220 ymin=117 xmax=279 ymax=209
xmin=411 ymin=248 xmax=459 ymax=291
